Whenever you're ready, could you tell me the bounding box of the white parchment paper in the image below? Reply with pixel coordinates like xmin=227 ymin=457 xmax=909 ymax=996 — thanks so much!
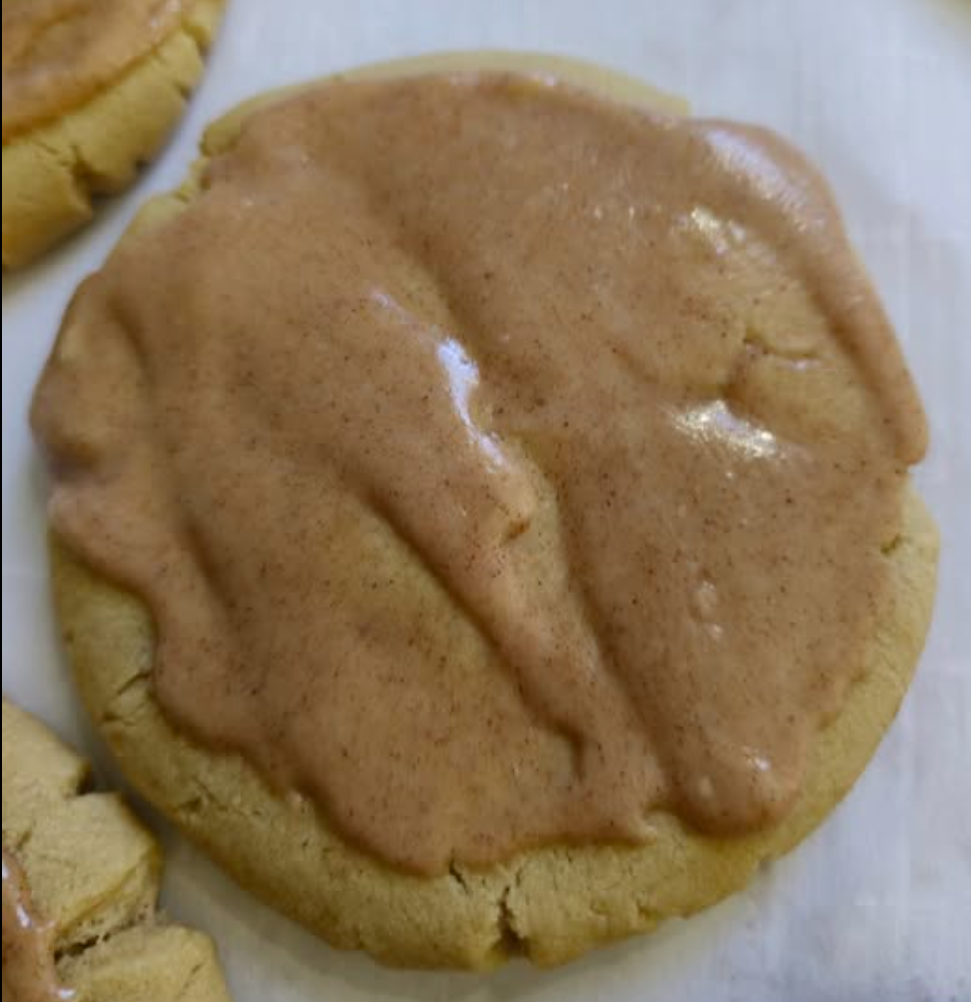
xmin=3 ymin=1 xmax=969 ymax=999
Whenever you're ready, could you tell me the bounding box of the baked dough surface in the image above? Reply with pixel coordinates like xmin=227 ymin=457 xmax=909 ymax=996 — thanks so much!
xmin=1 ymin=699 xmax=231 ymax=1000
xmin=1 ymin=0 xmax=223 ymax=269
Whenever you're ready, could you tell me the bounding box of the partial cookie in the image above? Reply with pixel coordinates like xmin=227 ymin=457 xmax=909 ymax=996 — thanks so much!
xmin=33 ymin=54 xmax=938 ymax=970
xmin=1 ymin=699 xmax=231 ymax=1001
xmin=1 ymin=0 xmax=224 ymax=269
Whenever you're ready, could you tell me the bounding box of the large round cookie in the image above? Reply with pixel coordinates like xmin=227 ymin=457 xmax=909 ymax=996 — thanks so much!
xmin=43 ymin=55 xmax=938 ymax=969
xmin=1 ymin=0 xmax=224 ymax=269
xmin=2 ymin=699 xmax=231 ymax=1000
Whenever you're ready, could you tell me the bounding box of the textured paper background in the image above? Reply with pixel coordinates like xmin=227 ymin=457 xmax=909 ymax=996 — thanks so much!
xmin=3 ymin=1 xmax=969 ymax=999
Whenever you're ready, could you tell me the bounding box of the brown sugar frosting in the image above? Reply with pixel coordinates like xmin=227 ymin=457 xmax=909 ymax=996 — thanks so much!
xmin=2 ymin=0 xmax=190 ymax=141
xmin=32 ymin=71 xmax=927 ymax=875
xmin=2 ymin=848 xmax=70 ymax=1002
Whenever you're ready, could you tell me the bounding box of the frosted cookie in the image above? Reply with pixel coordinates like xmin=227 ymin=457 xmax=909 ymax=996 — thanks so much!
xmin=1 ymin=699 xmax=231 ymax=1000
xmin=1 ymin=0 xmax=224 ymax=269
xmin=32 ymin=54 xmax=937 ymax=968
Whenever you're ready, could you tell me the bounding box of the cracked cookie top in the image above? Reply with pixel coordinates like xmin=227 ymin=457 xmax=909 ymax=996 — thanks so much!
xmin=1 ymin=699 xmax=230 ymax=1001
